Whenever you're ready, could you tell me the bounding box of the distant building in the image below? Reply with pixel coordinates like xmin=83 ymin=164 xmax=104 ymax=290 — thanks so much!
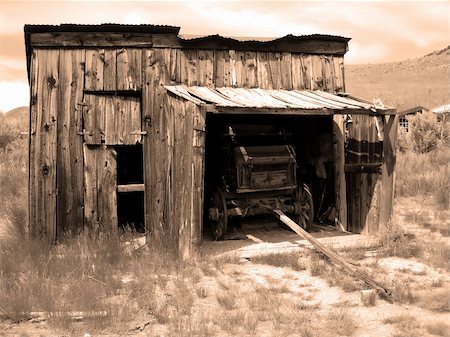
xmin=431 ymin=104 xmax=450 ymax=122
xmin=398 ymin=106 xmax=428 ymax=132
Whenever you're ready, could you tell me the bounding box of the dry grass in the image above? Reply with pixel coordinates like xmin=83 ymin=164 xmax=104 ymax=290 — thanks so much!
xmin=250 ymin=251 xmax=308 ymax=271
xmin=426 ymin=322 xmax=450 ymax=336
xmin=396 ymin=146 xmax=450 ymax=209
xmin=384 ymin=314 xmax=422 ymax=337
xmin=417 ymin=288 xmax=450 ymax=312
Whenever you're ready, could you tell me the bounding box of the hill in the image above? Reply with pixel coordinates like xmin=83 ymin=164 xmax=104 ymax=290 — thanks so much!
xmin=346 ymin=46 xmax=450 ymax=112
xmin=3 ymin=106 xmax=28 ymax=123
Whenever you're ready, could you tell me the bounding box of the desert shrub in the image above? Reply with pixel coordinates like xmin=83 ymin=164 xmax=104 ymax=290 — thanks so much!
xmin=408 ymin=110 xmax=444 ymax=153
xmin=0 ymin=117 xmax=28 ymax=237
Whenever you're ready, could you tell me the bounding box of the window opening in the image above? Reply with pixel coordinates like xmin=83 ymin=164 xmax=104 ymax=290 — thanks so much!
xmin=115 ymin=144 xmax=145 ymax=232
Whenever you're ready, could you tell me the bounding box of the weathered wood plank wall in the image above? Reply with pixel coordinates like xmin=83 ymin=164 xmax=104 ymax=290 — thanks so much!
xmin=56 ymin=49 xmax=85 ymax=235
xmin=29 ymin=44 xmax=347 ymax=247
xmin=29 ymin=49 xmax=59 ymax=241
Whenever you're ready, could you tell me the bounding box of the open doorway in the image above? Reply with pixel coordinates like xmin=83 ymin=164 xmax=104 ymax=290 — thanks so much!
xmin=202 ymin=113 xmax=335 ymax=240
xmin=115 ymin=144 xmax=145 ymax=233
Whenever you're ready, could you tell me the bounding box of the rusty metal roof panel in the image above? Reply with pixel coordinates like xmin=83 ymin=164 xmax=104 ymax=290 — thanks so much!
xmin=164 ymin=85 xmax=394 ymax=114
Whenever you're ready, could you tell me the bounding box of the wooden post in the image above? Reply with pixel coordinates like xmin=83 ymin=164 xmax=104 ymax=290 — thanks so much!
xmin=380 ymin=114 xmax=398 ymax=229
xmin=333 ymin=115 xmax=347 ymax=231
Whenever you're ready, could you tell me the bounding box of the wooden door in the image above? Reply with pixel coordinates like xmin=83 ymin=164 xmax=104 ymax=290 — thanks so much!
xmin=344 ymin=115 xmax=383 ymax=234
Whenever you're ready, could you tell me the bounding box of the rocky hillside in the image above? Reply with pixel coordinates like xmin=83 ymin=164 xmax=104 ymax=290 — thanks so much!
xmin=346 ymin=46 xmax=450 ymax=112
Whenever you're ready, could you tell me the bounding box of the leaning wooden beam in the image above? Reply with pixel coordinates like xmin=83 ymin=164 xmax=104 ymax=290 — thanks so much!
xmin=269 ymin=208 xmax=392 ymax=303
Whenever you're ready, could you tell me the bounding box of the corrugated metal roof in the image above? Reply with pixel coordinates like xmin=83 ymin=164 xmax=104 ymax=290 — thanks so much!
xmin=24 ymin=24 xmax=180 ymax=34
xmin=164 ymin=85 xmax=392 ymax=114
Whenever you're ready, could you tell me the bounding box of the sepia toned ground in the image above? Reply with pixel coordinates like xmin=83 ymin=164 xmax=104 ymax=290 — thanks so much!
xmin=1 ymin=193 xmax=449 ymax=337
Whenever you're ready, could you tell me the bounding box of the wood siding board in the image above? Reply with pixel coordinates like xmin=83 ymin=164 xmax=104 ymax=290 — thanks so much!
xmin=29 ymin=32 xmax=156 ymax=47
xmin=311 ymin=55 xmax=323 ymax=90
xmin=280 ymin=52 xmax=292 ymax=90
xmin=97 ymin=145 xmax=117 ymax=231
xmin=214 ymin=50 xmax=229 ymax=87
xmin=291 ymin=53 xmax=303 ymax=90
xmin=85 ymin=49 xmax=105 ymax=90
xmin=83 ymin=144 xmax=98 ymax=229
xmin=191 ymin=103 xmax=206 ymax=257
xmin=333 ymin=56 xmax=344 ymax=92
xmin=333 ymin=115 xmax=347 ymax=231
xmin=32 ymin=49 xmax=59 ymax=241
xmin=29 ymin=49 xmax=38 ymax=237
xmin=256 ymin=52 xmax=271 ymax=89
xmin=116 ymin=48 xmax=142 ymax=90
xmin=143 ymin=48 xmax=172 ymax=241
xmin=268 ymin=52 xmax=282 ymax=89
xmin=103 ymin=49 xmax=116 ymax=91
xmin=198 ymin=49 xmax=214 ymax=87
xmin=321 ymin=55 xmax=334 ymax=93
xmin=57 ymin=49 xmax=85 ymax=236
xmin=302 ymin=55 xmax=313 ymax=90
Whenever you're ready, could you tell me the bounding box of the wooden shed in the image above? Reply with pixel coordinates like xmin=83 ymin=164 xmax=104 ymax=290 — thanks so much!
xmin=25 ymin=24 xmax=398 ymax=258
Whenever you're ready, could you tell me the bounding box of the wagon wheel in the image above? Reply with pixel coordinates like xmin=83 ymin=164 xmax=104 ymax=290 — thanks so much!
xmin=295 ymin=184 xmax=314 ymax=230
xmin=209 ymin=188 xmax=228 ymax=240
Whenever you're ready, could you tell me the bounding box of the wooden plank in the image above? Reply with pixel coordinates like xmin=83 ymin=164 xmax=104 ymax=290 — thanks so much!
xmin=360 ymin=172 xmax=369 ymax=235
xmin=268 ymin=52 xmax=282 ymax=89
xmin=103 ymin=49 xmax=116 ymax=91
xmin=31 ymin=49 xmax=59 ymax=242
xmin=174 ymin=98 xmax=190 ymax=259
xmin=85 ymin=49 xmax=104 ymax=90
xmin=256 ymin=52 xmax=271 ymax=89
xmin=197 ymin=49 xmax=214 ymax=87
xmin=366 ymin=173 xmax=381 ymax=234
xmin=310 ymin=55 xmax=323 ymax=90
xmin=234 ymin=51 xmax=258 ymax=88
xmin=300 ymin=54 xmax=313 ymax=90
xmin=291 ymin=53 xmax=303 ymax=90
xmin=180 ymin=49 xmax=198 ymax=86
xmin=142 ymin=48 xmax=172 ymax=241
xmin=56 ymin=49 xmax=85 ymax=236
xmin=116 ymin=48 xmax=142 ymax=90
xmin=333 ymin=56 xmax=344 ymax=92
xmin=97 ymin=145 xmax=117 ymax=231
xmin=29 ymin=49 xmax=38 ymax=237
xmin=280 ymin=52 xmax=292 ymax=90
xmin=214 ymin=50 xmax=230 ymax=87
xmin=270 ymin=208 xmax=392 ymax=302
xmin=29 ymin=32 xmax=156 ymax=47
xmin=83 ymin=145 xmax=98 ymax=229
xmin=333 ymin=115 xmax=347 ymax=231
xmin=191 ymin=103 xmax=206 ymax=258
xmin=83 ymin=94 xmax=105 ymax=144
xmin=117 ymin=184 xmax=145 ymax=192
xmin=321 ymin=55 xmax=334 ymax=93
xmin=83 ymin=145 xmax=117 ymax=231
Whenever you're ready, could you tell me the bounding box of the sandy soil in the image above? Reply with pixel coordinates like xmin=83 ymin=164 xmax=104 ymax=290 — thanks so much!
xmin=1 ymin=196 xmax=449 ymax=337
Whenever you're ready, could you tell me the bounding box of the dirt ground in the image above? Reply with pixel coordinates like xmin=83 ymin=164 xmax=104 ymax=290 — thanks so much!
xmin=1 ymin=196 xmax=449 ymax=337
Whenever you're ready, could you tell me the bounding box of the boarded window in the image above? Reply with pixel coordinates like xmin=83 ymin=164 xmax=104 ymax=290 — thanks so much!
xmin=83 ymin=94 xmax=142 ymax=145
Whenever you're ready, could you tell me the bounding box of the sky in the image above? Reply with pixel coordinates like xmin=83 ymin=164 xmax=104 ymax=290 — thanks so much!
xmin=0 ymin=0 xmax=449 ymax=112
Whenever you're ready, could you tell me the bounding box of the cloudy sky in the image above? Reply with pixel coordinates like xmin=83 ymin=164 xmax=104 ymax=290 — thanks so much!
xmin=0 ymin=0 xmax=449 ymax=112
